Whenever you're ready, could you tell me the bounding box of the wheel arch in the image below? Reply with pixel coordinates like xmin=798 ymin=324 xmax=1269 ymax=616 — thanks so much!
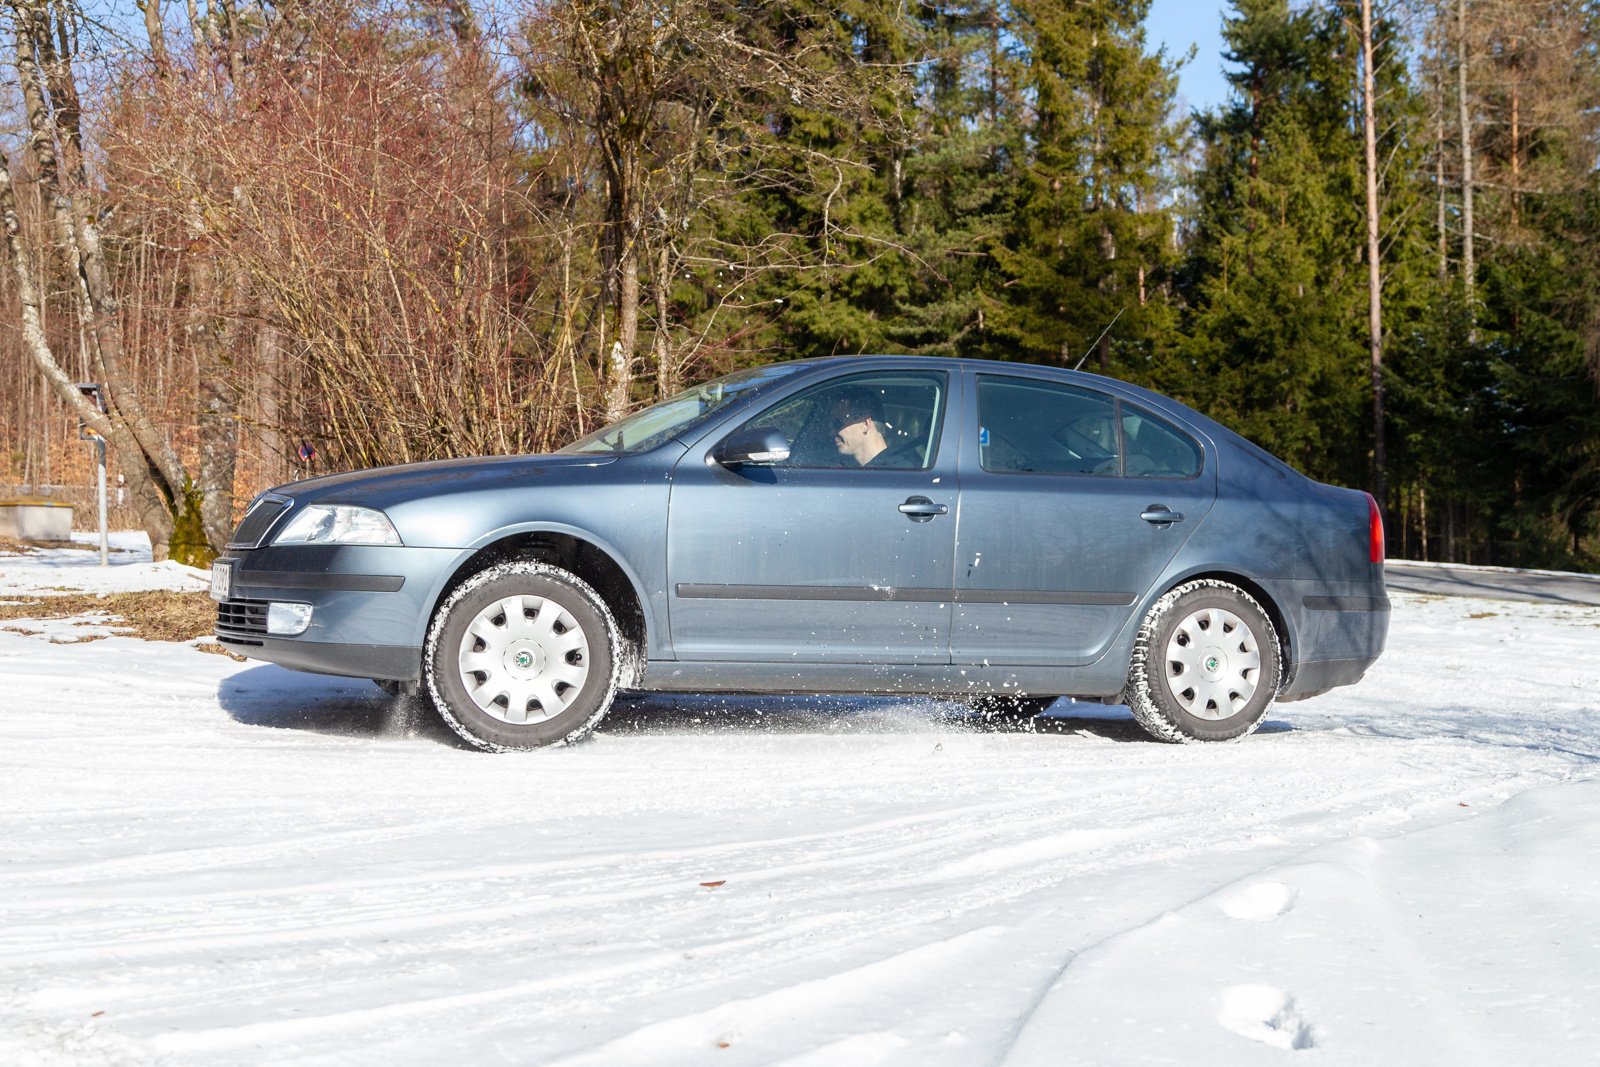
xmin=427 ymin=529 xmax=650 ymax=687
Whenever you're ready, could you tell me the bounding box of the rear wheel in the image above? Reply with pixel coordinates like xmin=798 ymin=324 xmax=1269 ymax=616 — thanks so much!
xmin=423 ymin=561 xmax=620 ymax=751
xmin=1126 ymin=580 xmax=1280 ymax=743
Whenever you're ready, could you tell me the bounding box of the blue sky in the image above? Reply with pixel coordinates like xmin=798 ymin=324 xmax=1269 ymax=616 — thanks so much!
xmin=1147 ymin=0 xmax=1231 ymax=113
xmin=79 ymin=2 xmax=1237 ymax=114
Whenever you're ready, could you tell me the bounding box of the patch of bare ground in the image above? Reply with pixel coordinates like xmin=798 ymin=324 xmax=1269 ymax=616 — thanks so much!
xmin=0 ymin=538 xmax=137 ymax=554
xmin=0 ymin=536 xmax=88 ymax=553
xmin=0 ymin=590 xmax=225 ymax=650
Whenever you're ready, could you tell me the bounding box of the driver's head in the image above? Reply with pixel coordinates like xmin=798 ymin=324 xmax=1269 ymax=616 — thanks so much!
xmin=829 ymin=388 xmax=884 ymax=432
xmin=830 ymin=387 xmax=888 ymax=465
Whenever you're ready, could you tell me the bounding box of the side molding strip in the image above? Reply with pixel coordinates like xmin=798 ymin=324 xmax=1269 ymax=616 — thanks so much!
xmin=675 ymin=583 xmax=1134 ymax=606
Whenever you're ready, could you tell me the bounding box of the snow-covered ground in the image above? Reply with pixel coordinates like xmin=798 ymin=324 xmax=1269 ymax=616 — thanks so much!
xmin=2 ymin=536 xmax=1598 ymax=1065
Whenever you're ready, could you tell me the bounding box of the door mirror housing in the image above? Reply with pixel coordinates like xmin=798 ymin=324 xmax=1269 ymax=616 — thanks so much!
xmin=712 ymin=428 xmax=791 ymax=467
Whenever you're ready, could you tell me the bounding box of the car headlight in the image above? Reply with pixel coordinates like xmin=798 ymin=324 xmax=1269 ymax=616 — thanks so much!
xmin=272 ymin=504 xmax=402 ymax=546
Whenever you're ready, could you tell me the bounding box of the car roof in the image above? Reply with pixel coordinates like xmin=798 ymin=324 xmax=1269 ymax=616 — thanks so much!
xmin=784 ymin=353 xmax=1188 ymax=418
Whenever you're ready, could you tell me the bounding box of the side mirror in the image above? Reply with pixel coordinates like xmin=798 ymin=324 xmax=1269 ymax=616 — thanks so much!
xmin=712 ymin=428 xmax=791 ymax=467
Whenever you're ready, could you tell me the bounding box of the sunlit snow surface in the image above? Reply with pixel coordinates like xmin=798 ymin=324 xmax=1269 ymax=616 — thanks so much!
xmin=1 ymin=536 xmax=1598 ymax=1064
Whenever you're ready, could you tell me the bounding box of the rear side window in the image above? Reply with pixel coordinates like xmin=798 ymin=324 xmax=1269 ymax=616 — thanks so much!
xmin=732 ymin=371 xmax=947 ymax=470
xmin=977 ymin=377 xmax=1121 ymax=475
xmin=976 ymin=376 xmax=1202 ymax=479
xmin=1121 ymin=406 xmax=1202 ymax=478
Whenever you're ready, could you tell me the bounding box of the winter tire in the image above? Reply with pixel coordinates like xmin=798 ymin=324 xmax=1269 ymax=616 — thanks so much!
xmin=1126 ymin=580 xmax=1281 ymax=744
xmin=424 ymin=561 xmax=620 ymax=751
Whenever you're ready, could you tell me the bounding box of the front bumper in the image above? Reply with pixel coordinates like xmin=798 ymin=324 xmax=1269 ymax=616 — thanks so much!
xmin=216 ymin=632 xmax=423 ymax=681
xmin=213 ymin=544 xmax=459 ymax=682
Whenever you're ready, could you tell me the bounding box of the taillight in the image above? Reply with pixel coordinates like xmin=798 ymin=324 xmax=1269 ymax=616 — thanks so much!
xmin=1365 ymin=493 xmax=1385 ymax=564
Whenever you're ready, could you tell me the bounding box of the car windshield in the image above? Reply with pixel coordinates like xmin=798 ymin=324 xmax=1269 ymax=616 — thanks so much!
xmin=557 ymin=364 xmax=800 ymax=455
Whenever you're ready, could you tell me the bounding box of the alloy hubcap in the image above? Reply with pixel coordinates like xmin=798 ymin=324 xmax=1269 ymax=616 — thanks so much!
xmin=1164 ymin=606 xmax=1261 ymax=720
xmin=457 ymin=594 xmax=590 ymax=725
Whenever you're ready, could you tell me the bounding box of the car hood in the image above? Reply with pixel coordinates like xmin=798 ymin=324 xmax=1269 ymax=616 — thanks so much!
xmin=269 ymin=454 xmax=620 ymax=510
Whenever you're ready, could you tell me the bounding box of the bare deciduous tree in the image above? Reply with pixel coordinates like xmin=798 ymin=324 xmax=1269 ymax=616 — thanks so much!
xmin=2 ymin=0 xmax=208 ymax=561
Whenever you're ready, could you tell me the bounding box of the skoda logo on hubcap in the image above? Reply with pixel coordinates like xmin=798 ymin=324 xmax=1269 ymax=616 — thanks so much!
xmin=515 ymin=650 xmax=534 ymax=670
xmin=1205 ymin=655 xmax=1220 ymax=672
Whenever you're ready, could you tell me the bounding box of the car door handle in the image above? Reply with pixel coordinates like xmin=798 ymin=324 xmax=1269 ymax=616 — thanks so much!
xmin=1141 ymin=506 xmax=1184 ymax=525
xmin=899 ymin=496 xmax=948 ymax=522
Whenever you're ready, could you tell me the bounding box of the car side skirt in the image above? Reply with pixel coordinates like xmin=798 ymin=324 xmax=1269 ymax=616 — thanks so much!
xmin=639 ymin=659 xmax=1129 ymax=699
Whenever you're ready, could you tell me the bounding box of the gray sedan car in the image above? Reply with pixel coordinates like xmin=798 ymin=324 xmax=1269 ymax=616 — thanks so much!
xmin=212 ymin=356 xmax=1388 ymax=748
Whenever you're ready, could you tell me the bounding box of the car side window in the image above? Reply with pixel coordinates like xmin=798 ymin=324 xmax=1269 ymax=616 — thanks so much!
xmin=730 ymin=372 xmax=946 ymax=470
xmin=1121 ymin=405 xmax=1203 ymax=478
xmin=976 ymin=377 xmax=1204 ymax=479
xmin=977 ymin=376 xmax=1122 ymax=475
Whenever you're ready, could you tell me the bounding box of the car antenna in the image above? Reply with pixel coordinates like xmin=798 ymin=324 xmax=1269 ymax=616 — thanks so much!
xmin=1073 ymin=306 xmax=1125 ymax=371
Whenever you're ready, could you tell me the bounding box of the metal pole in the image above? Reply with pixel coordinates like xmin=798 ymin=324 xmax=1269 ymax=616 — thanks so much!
xmin=73 ymin=382 xmax=109 ymax=565
xmin=96 ymin=437 xmax=108 ymax=566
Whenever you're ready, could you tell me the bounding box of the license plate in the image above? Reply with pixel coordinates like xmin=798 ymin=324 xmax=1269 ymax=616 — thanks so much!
xmin=210 ymin=560 xmax=233 ymax=601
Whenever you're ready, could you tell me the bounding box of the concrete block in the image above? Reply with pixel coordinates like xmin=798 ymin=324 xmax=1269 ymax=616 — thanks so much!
xmin=0 ymin=500 xmax=74 ymax=541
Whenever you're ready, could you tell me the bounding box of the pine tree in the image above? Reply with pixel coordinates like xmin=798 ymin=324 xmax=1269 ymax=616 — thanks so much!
xmin=987 ymin=0 xmax=1186 ymax=375
xmin=884 ymin=1 xmax=1019 ymax=359
xmin=1181 ymin=0 xmax=1433 ymax=489
xmin=1389 ymin=0 xmax=1600 ymax=566
xmin=757 ymin=0 xmax=921 ymax=358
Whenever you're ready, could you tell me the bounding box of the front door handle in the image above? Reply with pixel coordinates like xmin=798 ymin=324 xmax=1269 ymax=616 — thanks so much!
xmin=899 ymin=496 xmax=949 ymax=522
xmin=1141 ymin=505 xmax=1184 ymax=525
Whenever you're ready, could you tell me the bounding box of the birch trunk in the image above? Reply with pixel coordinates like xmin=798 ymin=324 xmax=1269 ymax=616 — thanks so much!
xmin=652 ymin=241 xmax=675 ymax=399
xmin=257 ymin=323 xmax=284 ymax=488
xmin=1361 ymin=0 xmax=1387 ymax=516
xmin=1456 ymin=0 xmax=1476 ymax=339
xmin=191 ymin=252 xmax=238 ymax=551
xmin=1435 ymin=59 xmax=1448 ymax=280
xmin=185 ymin=0 xmax=242 ymax=551
xmin=136 ymin=0 xmax=166 ymax=67
xmin=1509 ymin=62 xmax=1520 ymax=232
xmin=602 ymin=145 xmax=641 ymax=422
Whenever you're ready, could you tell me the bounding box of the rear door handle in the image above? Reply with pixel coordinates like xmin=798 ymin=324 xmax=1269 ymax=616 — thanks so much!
xmin=899 ymin=496 xmax=948 ymax=522
xmin=1141 ymin=505 xmax=1184 ymax=525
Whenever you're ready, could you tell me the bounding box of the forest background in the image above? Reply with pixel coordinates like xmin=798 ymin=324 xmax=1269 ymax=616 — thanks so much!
xmin=2 ymin=0 xmax=1597 ymax=570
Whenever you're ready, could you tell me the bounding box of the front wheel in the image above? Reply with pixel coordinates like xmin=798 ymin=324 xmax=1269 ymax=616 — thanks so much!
xmin=1126 ymin=580 xmax=1281 ymax=743
xmin=423 ymin=561 xmax=620 ymax=751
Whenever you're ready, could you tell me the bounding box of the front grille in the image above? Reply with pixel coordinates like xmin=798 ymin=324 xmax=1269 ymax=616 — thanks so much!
xmin=216 ymin=598 xmax=270 ymax=643
xmin=228 ymin=494 xmax=292 ymax=549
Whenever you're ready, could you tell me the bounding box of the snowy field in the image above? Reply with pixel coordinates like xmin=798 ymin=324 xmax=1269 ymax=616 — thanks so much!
xmin=2 ymin=535 xmax=1598 ymax=1065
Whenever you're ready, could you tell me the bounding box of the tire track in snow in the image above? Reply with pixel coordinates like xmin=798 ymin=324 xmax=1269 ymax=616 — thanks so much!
xmin=3 ymin=746 xmax=1566 ymax=1066
xmin=1 ymin=745 xmax=1472 ymax=952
